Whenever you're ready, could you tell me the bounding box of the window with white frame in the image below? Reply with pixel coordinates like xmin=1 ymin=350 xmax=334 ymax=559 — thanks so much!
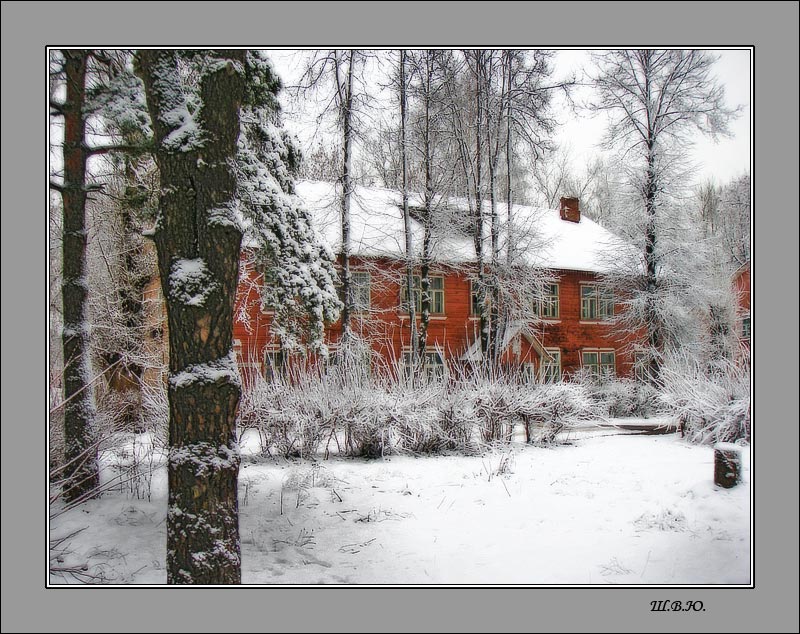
xmin=233 ymin=339 xmax=262 ymax=379
xmin=352 ymin=271 xmax=371 ymax=313
xmin=402 ymin=349 xmax=445 ymax=379
xmin=534 ymin=283 xmax=560 ymax=319
xmin=742 ymin=313 xmax=750 ymax=339
xmin=581 ymin=283 xmax=614 ymax=321
xmin=582 ymin=349 xmax=615 ymax=378
xmin=540 ymin=348 xmax=561 ymax=383
xmin=402 ymin=275 xmax=445 ymax=315
xmin=633 ymin=352 xmax=649 ymax=383
xmin=263 ymin=348 xmax=285 ymax=382
xmin=470 ymin=280 xmax=482 ymax=315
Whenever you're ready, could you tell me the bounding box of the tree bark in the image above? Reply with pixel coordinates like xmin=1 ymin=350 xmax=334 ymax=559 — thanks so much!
xmin=338 ymin=51 xmax=355 ymax=342
xmin=714 ymin=443 xmax=742 ymax=488
xmin=138 ymin=50 xmax=245 ymax=584
xmin=417 ymin=52 xmax=435 ymax=360
xmin=60 ymin=50 xmax=100 ymax=502
xmin=400 ymin=50 xmax=418 ymax=372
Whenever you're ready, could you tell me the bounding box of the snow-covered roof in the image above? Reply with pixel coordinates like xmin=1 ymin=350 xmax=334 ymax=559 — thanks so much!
xmin=295 ymin=180 xmax=633 ymax=274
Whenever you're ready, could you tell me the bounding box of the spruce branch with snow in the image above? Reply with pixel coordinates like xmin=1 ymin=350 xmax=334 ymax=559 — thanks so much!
xmin=236 ymin=52 xmax=341 ymax=353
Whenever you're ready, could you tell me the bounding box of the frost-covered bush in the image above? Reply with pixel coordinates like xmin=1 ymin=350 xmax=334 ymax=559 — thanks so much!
xmin=659 ymin=354 xmax=750 ymax=444
xmin=236 ymin=357 xmax=630 ymax=458
xmin=341 ymin=386 xmax=394 ymax=458
xmin=238 ymin=371 xmax=327 ymax=459
xmin=469 ymin=380 xmax=517 ymax=443
xmin=587 ymin=379 xmax=661 ymax=418
xmin=434 ymin=385 xmax=480 ymax=453
xmin=517 ymin=383 xmax=593 ymax=444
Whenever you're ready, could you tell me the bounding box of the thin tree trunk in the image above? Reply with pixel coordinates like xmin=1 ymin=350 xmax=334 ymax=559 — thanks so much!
xmin=138 ymin=50 xmax=245 ymax=584
xmin=60 ymin=50 xmax=99 ymax=502
xmin=505 ymin=50 xmax=514 ymax=268
xmin=339 ymin=51 xmax=355 ymax=342
xmin=474 ymin=53 xmax=489 ymax=362
xmin=418 ymin=52 xmax=434 ymax=360
xmin=644 ymin=144 xmax=662 ymax=384
xmin=400 ymin=50 xmax=417 ymax=372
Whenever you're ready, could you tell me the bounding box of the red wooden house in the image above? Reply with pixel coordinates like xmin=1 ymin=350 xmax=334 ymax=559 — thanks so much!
xmin=224 ymin=181 xmax=641 ymax=383
xmin=733 ymin=260 xmax=751 ymax=357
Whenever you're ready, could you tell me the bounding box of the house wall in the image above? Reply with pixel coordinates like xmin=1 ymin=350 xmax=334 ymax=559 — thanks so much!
xmin=232 ymin=254 xmax=638 ymax=380
xmin=535 ymin=269 xmax=637 ymax=378
xmin=733 ymin=262 xmax=751 ymax=352
xmin=734 ymin=263 xmax=750 ymax=314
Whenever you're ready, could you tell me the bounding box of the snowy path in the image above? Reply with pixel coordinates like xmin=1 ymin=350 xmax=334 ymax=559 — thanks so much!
xmin=49 ymin=431 xmax=750 ymax=585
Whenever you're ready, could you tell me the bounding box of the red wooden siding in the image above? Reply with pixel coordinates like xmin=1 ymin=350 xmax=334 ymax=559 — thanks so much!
xmin=232 ymin=253 xmax=640 ymax=380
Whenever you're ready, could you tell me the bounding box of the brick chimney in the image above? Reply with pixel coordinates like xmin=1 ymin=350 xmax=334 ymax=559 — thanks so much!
xmin=559 ymin=197 xmax=580 ymax=223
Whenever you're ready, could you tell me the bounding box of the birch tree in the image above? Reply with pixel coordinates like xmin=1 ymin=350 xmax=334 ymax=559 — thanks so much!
xmin=297 ymin=50 xmax=369 ymax=345
xmin=407 ymin=50 xmax=456 ymax=359
xmin=398 ymin=50 xmax=418 ymax=368
xmin=591 ymin=49 xmax=739 ymax=382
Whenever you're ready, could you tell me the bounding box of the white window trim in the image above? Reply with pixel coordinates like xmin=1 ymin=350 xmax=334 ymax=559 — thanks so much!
xmin=579 ymin=282 xmax=614 ymax=322
xmin=534 ymin=283 xmax=560 ymax=320
xmin=581 ymin=348 xmax=616 ymax=377
xmin=401 ymin=347 xmax=446 ymax=378
xmin=402 ymin=274 xmax=446 ymax=316
xmin=351 ymin=270 xmax=372 ymax=314
xmin=540 ymin=347 xmax=562 ymax=383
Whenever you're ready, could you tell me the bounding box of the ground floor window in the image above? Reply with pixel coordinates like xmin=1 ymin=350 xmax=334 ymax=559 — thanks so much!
xmin=541 ymin=348 xmax=561 ymax=383
xmin=582 ymin=349 xmax=615 ymax=379
xmin=327 ymin=344 xmax=372 ymax=379
xmin=264 ymin=348 xmax=286 ymax=382
xmin=633 ymin=351 xmax=650 ymax=383
xmin=403 ymin=349 xmax=445 ymax=380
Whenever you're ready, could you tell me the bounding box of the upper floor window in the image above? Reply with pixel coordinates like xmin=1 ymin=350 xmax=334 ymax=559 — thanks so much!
xmin=742 ymin=314 xmax=751 ymax=339
xmin=582 ymin=349 xmax=615 ymax=379
xmin=352 ymin=271 xmax=371 ymax=313
xmin=403 ymin=275 xmax=445 ymax=315
xmin=470 ymin=279 xmax=487 ymax=315
xmin=534 ymin=284 xmax=560 ymax=319
xmin=581 ymin=283 xmax=614 ymax=321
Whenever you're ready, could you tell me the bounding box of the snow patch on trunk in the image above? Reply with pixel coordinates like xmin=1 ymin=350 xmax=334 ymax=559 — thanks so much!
xmin=168 ymin=350 xmax=241 ymax=390
xmin=168 ymin=258 xmax=217 ymax=307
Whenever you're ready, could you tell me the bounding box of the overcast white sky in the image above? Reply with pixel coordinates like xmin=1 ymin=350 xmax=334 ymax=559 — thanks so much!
xmin=267 ymin=48 xmax=751 ymax=187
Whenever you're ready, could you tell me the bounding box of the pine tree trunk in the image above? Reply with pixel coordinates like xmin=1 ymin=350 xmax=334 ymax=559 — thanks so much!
xmin=138 ymin=50 xmax=245 ymax=584
xmin=60 ymin=50 xmax=99 ymax=502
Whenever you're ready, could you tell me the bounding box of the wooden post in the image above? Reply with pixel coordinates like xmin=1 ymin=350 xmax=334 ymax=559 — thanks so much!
xmin=714 ymin=442 xmax=742 ymax=488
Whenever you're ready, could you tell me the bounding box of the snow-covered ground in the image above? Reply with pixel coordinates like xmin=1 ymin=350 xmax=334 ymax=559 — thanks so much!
xmin=49 ymin=424 xmax=750 ymax=585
